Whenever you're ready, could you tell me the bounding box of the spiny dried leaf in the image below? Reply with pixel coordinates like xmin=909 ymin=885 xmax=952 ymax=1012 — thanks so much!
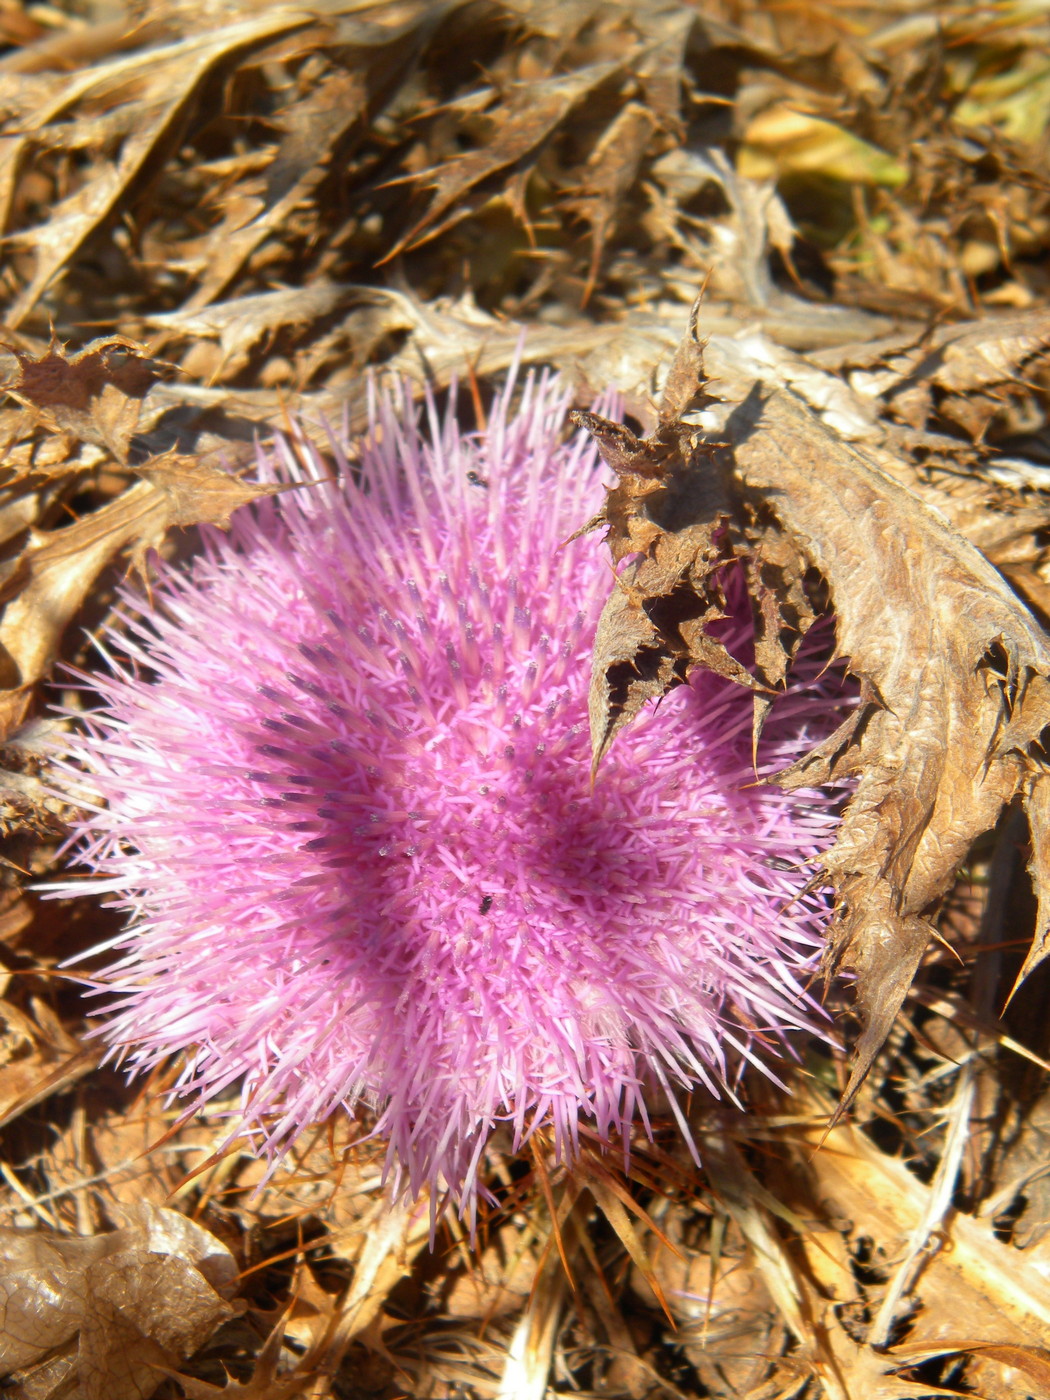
xmin=4 ymin=11 xmax=321 ymax=327
xmin=579 ymin=305 xmax=1050 ymax=1109
xmin=0 ymin=336 xmax=166 ymax=464
xmin=0 ymin=1203 xmax=240 ymax=1400
xmin=134 ymin=450 xmax=280 ymax=535
xmin=300 ymin=1195 xmax=431 ymax=1381
xmin=889 ymin=1340 xmax=1050 ymax=1400
xmin=563 ymin=101 xmax=658 ymax=304
xmin=180 ymin=61 xmax=371 ymax=313
xmin=387 ymin=60 xmax=624 ymax=260
xmin=146 ymin=282 xmax=351 ymax=383
xmin=0 ymin=454 xmax=276 ymax=740
xmin=166 ymin=1304 xmax=312 ymax=1399
xmin=817 ymin=1329 xmax=970 ymax=1400
xmin=843 ymin=307 xmax=1050 ymax=429
xmin=797 ymin=1081 xmax=1050 ymax=1349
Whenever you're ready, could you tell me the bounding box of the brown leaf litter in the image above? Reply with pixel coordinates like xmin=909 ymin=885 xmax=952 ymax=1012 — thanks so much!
xmin=0 ymin=336 xmax=276 ymax=742
xmin=0 ymin=1202 xmax=241 ymax=1400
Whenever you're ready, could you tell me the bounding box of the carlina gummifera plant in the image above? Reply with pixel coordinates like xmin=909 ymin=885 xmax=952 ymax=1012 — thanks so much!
xmin=48 ymin=364 xmax=847 ymax=1225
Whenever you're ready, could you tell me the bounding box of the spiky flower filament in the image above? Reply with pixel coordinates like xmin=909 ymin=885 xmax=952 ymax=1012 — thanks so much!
xmin=52 ymin=370 xmax=841 ymax=1219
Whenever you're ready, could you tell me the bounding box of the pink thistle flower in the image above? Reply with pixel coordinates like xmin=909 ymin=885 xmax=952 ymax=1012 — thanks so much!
xmin=52 ymin=369 xmax=842 ymax=1217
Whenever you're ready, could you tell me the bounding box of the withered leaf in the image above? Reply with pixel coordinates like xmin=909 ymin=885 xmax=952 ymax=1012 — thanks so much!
xmin=147 ymin=281 xmax=350 ymax=383
xmin=563 ymin=101 xmax=658 ymax=304
xmin=387 ymin=61 xmax=624 ymax=259
xmin=181 ymin=64 xmax=368 ymax=312
xmin=631 ymin=7 xmax=693 ymax=131
xmin=4 ymin=12 xmax=319 ymax=327
xmin=166 ymin=1304 xmax=312 ymax=1398
xmin=0 ymin=336 xmax=167 ymax=464
xmin=891 ymin=308 xmax=1050 ymax=396
xmin=0 ymin=1203 xmax=240 ymax=1400
xmin=0 ymin=454 xmax=276 ymax=740
xmin=578 ymin=307 xmax=1050 ymax=1109
xmin=135 ymin=450 xmax=280 ymax=535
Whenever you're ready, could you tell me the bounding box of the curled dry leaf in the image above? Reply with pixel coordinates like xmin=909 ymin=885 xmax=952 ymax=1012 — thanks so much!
xmin=0 ymin=1202 xmax=240 ymax=1400
xmin=562 ymin=100 xmax=658 ymax=304
xmin=0 ymin=457 xmax=277 ymax=741
xmin=575 ymin=304 xmax=1050 ymax=1109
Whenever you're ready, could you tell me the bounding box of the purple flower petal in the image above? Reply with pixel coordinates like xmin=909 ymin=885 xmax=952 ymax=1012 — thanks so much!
xmin=50 ymin=371 xmax=844 ymax=1219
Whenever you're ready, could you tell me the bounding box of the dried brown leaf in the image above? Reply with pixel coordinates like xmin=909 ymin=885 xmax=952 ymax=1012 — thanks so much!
xmin=578 ymin=306 xmax=1050 ymax=1109
xmin=0 ymin=454 xmax=276 ymax=739
xmin=0 ymin=1203 xmax=240 ymax=1400
xmin=799 ymin=1082 xmax=1050 ymax=1350
xmin=631 ymin=6 xmax=692 ymax=131
xmin=387 ymin=60 xmax=624 ymax=259
xmin=300 ymin=1194 xmax=431 ymax=1383
xmin=134 ymin=450 xmax=280 ymax=536
xmin=564 ymin=101 xmax=658 ymax=304
xmin=5 ymin=12 xmax=320 ymax=327
xmin=147 ymin=283 xmax=350 ymax=383
xmin=167 ymin=1305 xmax=312 ymax=1398
xmin=889 ymin=1341 xmax=1050 ymax=1400
xmin=1 ymin=336 xmax=166 ymax=463
xmin=0 ymin=1005 xmax=98 ymax=1133
xmin=181 ymin=63 xmax=368 ymax=312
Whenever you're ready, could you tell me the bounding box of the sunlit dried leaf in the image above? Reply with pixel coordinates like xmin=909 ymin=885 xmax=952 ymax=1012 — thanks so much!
xmin=846 ymin=307 xmax=1050 ymax=401
xmin=5 ymin=12 xmax=320 ymax=327
xmin=799 ymin=1082 xmax=1050 ymax=1350
xmin=739 ymin=104 xmax=908 ymax=188
xmin=300 ymin=1194 xmax=431 ymax=1383
xmin=387 ymin=61 xmax=624 ymax=259
xmin=147 ymin=283 xmax=350 ymax=383
xmin=495 ymin=1202 xmax=573 ymax=1400
xmin=0 ymin=336 xmax=166 ymax=463
xmin=134 ymin=450 xmax=280 ymax=537
xmin=0 ymin=455 xmax=276 ymax=740
xmin=818 ymin=1328 xmax=968 ymax=1400
xmin=564 ymin=101 xmax=657 ymax=304
xmin=0 ymin=1203 xmax=240 ymax=1400
xmin=900 ymin=1341 xmax=1050 ymax=1400
xmin=631 ymin=6 xmax=693 ymax=131
xmin=181 ymin=63 xmax=369 ymax=312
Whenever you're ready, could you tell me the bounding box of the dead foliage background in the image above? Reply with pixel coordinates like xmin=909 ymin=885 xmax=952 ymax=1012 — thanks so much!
xmin=2 ymin=0 xmax=1050 ymax=1396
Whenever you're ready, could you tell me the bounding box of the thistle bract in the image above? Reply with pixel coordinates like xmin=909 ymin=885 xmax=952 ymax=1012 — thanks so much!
xmin=54 ymin=371 xmax=841 ymax=1215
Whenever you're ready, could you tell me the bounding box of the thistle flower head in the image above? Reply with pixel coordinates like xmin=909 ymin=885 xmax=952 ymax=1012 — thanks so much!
xmin=54 ymin=369 xmax=841 ymax=1216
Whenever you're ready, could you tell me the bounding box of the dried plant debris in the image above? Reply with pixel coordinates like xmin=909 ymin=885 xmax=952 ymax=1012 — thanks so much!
xmin=0 ymin=335 xmax=168 ymax=465
xmin=576 ymin=300 xmax=1050 ymax=1109
xmin=11 ymin=0 xmax=1047 ymax=396
xmin=0 ymin=1204 xmax=241 ymax=1400
xmin=0 ymin=336 xmax=276 ymax=741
